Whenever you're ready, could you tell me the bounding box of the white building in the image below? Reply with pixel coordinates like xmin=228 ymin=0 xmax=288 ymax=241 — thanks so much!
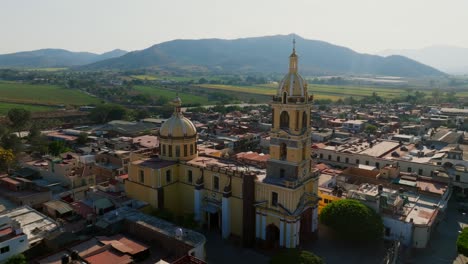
xmin=0 ymin=216 xmax=28 ymax=262
xmin=349 ymin=183 xmax=447 ymax=248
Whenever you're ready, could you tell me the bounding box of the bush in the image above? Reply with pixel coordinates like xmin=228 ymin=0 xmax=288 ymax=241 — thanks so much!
xmin=320 ymin=199 xmax=383 ymax=242
xmin=5 ymin=254 xmax=27 ymax=264
xmin=270 ymin=249 xmax=324 ymax=264
xmin=457 ymin=227 xmax=468 ymax=256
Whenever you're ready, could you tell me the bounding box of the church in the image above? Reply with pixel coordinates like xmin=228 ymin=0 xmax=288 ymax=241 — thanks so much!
xmin=125 ymin=43 xmax=319 ymax=248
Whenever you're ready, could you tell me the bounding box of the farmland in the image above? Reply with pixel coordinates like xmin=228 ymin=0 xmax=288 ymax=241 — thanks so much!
xmin=0 ymin=81 xmax=100 ymax=106
xmin=197 ymin=83 xmax=423 ymax=101
xmin=133 ymin=85 xmax=211 ymax=105
xmin=0 ymin=102 xmax=54 ymax=115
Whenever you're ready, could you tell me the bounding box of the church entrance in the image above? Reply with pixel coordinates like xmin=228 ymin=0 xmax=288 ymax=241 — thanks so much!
xmin=300 ymin=207 xmax=314 ymax=242
xmin=208 ymin=211 xmax=220 ymax=232
xmin=265 ymin=224 xmax=280 ymax=248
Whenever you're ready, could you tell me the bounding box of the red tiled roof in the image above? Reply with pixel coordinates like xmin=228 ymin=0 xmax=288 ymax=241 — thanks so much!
xmin=1 ymin=177 xmax=20 ymax=185
xmin=0 ymin=227 xmax=13 ymax=236
xmin=71 ymin=201 xmax=94 ymax=218
xmin=235 ymin=152 xmax=270 ymax=162
xmin=312 ymin=143 xmax=326 ymax=149
xmin=117 ymin=174 xmax=128 ymax=180
xmin=315 ymin=163 xmax=330 ymax=171
xmin=97 ymin=235 xmax=148 ymax=255
xmin=85 ymin=250 xmax=132 ymax=264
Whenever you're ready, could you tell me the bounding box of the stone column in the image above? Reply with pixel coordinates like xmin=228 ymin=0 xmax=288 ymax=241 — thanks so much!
xmin=256 ymin=212 xmax=261 ymax=239
xmin=261 ymin=214 xmax=267 ymax=240
xmin=222 ymin=195 xmax=231 ymax=239
xmin=279 ymin=219 xmax=285 ymax=247
xmin=295 ymin=220 xmax=301 ymax=247
xmin=194 ymin=188 xmax=202 ymax=221
xmin=285 ymin=222 xmax=291 ymax=248
xmin=312 ymin=206 xmax=318 ymax=232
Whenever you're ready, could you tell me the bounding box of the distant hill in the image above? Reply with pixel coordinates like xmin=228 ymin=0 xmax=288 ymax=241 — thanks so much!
xmin=379 ymin=45 xmax=468 ymax=75
xmin=84 ymin=34 xmax=445 ymax=77
xmin=0 ymin=48 xmax=127 ymax=68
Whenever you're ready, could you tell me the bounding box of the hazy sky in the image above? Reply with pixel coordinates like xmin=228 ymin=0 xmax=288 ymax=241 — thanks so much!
xmin=1 ymin=0 xmax=467 ymax=54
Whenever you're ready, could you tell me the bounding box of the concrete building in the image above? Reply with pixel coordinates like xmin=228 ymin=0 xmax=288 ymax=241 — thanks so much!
xmin=348 ymin=183 xmax=445 ymax=248
xmin=1 ymin=206 xmax=60 ymax=247
xmin=342 ymin=120 xmax=366 ymax=133
xmin=0 ymin=215 xmax=28 ymax=263
xmin=125 ymin=45 xmax=319 ymax=248
xmin=95 ymin=207 xmax=206 ymax=262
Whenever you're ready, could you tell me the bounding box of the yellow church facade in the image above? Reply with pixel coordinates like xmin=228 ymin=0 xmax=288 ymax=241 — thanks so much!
xmin=125 ymin=43 xmax=319 ymax=248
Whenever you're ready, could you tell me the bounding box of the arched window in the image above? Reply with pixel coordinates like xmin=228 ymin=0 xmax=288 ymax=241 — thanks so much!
xmin=282 ymin=92 xmax=287 ymax=104
xmin=280 ymin=143 xmax=287 ymax=160
xmin=190 ymin=144 xmax=194 ymax=155
xmin=175 ymin=146 xmax=180 ymax=157
xmin=280 ymin=111 xmax=289 ymax=130
xmin=302 ymin=111 xmax=308 ymax=131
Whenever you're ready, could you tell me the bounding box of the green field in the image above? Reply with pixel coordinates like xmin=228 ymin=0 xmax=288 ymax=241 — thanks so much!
xmin=0 ymin=81 xmax=100 ymax=105
xmin=131 ymin=75 xmax=158 ymax=81
xmin=0 ymin=102 xmax=54 ymax=115
xmin=134 ymin=85 xmax=211 ymax=105
xmin=197 ymin=83 xmax=429 ymax=101
xmin=27 ymin=67 xmax=68 ymax=72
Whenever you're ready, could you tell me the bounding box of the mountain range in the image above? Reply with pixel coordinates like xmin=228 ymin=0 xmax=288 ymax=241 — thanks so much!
xmin=0 ymin=49 xmax=127 ymax=68
xmin=0 ymin=35 xmax=446 ymax=77
xmin=379 ymin=45 xmax=468 ymax=75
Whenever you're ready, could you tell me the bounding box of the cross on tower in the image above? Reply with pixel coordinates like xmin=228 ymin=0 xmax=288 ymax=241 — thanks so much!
xmin=293 ymin=37 xmax=296 ymax=53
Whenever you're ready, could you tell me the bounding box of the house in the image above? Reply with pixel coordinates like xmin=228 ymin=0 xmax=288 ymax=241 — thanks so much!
xmin=0 ymin=206 xmax=60 ymax=247
xmin=0 ymin=216 xmax=28 ymax=263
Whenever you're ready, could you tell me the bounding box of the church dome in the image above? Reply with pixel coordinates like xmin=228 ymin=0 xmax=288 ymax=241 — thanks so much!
xmin=278 ymin=71 xmax=307 ymax=97
xmin=159 ymin=97 xmax=197 ymax=138
xmin=159 ymin=116 xmax=197 ymax=138
xmin=278 ymin=41 xmax=308 ymax=98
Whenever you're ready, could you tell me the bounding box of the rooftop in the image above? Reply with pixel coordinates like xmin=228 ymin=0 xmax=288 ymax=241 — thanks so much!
xmin=96 ymin=207 xmax=206 ymax=248
xmin=1 ymin=206 xmax=59 ymax=245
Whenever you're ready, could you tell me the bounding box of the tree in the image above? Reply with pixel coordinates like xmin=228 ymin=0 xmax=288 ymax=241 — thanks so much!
xmin=364 ymin=124 xmax=377 ymax=134
xmin=0 ymin=147 xmax=15 ymax=172
xmin=48 ymin=141 xmax=69 ymax=156
xmin=431 ymin=89 xmax=442 ymax=104
xmin=76 ymin=133 xmax=89 ymax=145
xmin=89 ymin=104 xmax=128 ymax=123
xmin=5 ymin=254 xmax=27 ymax=264
xmin=1 ymin=134 xmax=22 ymax=154
xmin=320 ymin=199 xmax=383 ymax=242
xmin=270 ymin=249 xmax=324 ymax=264
xmin=134 ymin=108 xmax=150 ymax=120
xmin=7 ymin=108 xmax=31 ymax=131
xmin=458 ymin=227 xmax=468 ymax=256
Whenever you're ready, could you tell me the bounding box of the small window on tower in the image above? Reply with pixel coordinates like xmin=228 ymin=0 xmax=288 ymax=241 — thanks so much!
xmin=272 ymin=192 xmax=278 ymax=207
xmin=214 ymin=176 xmax=219 ymax=191
xmin=139 ymin=170 xmax=144 ymax=183
xmin=187 ymin=170 xmax=193 ymax=183
xmin=175 ymin=146 xmax=180 ymax=157
xmin=166 ymin=170 xmax=172 ymax=183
